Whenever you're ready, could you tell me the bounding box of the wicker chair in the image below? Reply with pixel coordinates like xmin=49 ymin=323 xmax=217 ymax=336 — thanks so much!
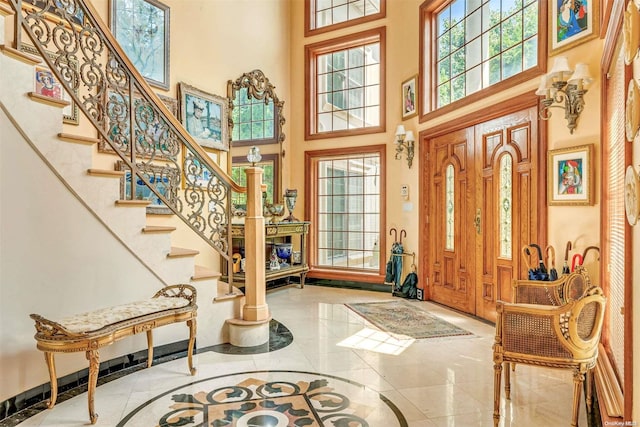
xmin=492 ymin=278 xmax=606 ymax=427
xmin=512 ymin=266 xmax=592 ymax=306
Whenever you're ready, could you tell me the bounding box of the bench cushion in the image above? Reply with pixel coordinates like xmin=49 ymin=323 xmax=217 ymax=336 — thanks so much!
xmin=57 ymin=296 xmax=191 ymax=334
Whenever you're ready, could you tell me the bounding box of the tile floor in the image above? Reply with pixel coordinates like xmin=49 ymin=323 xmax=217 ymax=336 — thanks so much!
xmin=11 ymin=285 xmax=588 ymax=426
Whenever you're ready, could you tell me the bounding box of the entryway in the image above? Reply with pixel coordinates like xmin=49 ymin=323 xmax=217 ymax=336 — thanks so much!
xmin=419 ymin=98 xmax=545 ymax=322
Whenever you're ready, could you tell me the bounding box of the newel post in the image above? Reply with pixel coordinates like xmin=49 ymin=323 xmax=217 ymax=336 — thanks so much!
xmin=242 ymin=167 xmax=269 ymax=322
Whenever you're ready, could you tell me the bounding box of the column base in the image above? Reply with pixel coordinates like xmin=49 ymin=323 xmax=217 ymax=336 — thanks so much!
xmin=226 ymin=317 xmax=271 ymax=347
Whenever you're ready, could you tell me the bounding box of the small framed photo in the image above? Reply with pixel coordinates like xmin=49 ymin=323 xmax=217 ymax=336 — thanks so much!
xmin=548 ymin=144 xmax=594 ymax=205
xmin=110 ymin=0 xmax=170 ymax=89
xmin=178 ymin=82 xmax=229 ymax=151
xmin=401 ymin=75 xmax=418 ymax=120
xmin=23 ymin=44 xmax=79 ymax=125
xmin=549 ymin=0 xmax=599 ymax=56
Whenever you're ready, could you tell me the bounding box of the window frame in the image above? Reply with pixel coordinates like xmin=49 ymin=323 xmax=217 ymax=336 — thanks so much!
xmin=304 ymin=0 xmax=387 ymax=37
xmin=305 ymin=27 xmax=386 ymax=140
xmin=305 ymin=145 xmax=387 ymax=283
xmin=419 ymin=0 xmax=547 ymax=122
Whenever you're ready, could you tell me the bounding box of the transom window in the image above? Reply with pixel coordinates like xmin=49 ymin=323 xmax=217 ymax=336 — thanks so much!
xmin=306 ymin=0 xmax=386 ymax=35
xmin=424 ymin=0 xmax=541 ymax=113
xmin=306 ymin=28 xmax=385 ymax=139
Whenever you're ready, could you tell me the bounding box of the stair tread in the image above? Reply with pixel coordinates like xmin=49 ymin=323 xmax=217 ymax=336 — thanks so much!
xmin=192 ymin=265 xmax=222 ymax=281
xmin=115 ymin=199 xmax=151 ymax=206
xmin=168 ymin=247 xmax=199 ymax=258
xmin=214 ymin=281 xmax=244 ymax=301
xmin=0 ymin=45 xmax=41 ymax=65
xmin=28 ymin=91 xmax=70 ymax=108
xmin=0 ymin=2 xmax=14 ymax=16
xmin=142 ymin=225 xmax=177 ymax=234
xmin=87 ymin=168 xmax=124 ymax=178
xmin=58 ymin=133 xmax=101 ymax=145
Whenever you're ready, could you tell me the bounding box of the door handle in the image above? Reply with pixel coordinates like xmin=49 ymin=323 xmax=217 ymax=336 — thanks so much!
xmin=474 ymin=208 xmax=481 ymax=234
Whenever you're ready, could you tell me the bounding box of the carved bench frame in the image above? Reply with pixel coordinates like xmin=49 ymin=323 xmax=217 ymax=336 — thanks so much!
xmin=30 ymin=284 xmax=198 ymax=424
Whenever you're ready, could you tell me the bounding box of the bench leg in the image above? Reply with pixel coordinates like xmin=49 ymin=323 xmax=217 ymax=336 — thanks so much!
xmin=44 ymin=352 xmax=57 ymax=408
xmin=86 ymin=349 xmax=99 ymax=424
xmin=146 ymin=330 xmax=153 ymax=368
xmin=187 ymin=318 xmax=196 ymax=375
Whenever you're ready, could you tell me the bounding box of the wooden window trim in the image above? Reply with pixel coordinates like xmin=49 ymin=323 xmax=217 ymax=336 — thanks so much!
xmin=418 ymin=0 xmax=547 ymax=122
xmin=305 ymin=27 xmax=386 ymax=140
xmin=304 ymin=0 xmax=387 ymax=37
xmin=304 ymin=144 xmax=387 ymax=283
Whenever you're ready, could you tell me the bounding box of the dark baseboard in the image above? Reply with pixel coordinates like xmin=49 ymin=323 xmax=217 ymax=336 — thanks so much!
xmin=305 ymin=278 xmax=391 ymax=293
xmin=0 ymin=340 xmax=190 ymax=424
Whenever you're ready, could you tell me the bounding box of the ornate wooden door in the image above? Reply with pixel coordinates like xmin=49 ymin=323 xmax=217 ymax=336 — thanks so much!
xmin=424 ymin=106 xmax=540 ymax=321
xmin=427 ymin=128 xmax=476 ymax=314
xmin=474 ymin=108 xmax=540 ymax=322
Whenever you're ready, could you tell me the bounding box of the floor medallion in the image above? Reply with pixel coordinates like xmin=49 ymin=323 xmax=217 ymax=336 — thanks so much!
xmin=118 ymin=370 xmax=407 ymax=426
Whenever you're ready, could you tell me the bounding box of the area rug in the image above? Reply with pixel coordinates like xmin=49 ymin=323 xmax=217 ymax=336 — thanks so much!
xmin=345 ymin=300 xmax=472 ymax=339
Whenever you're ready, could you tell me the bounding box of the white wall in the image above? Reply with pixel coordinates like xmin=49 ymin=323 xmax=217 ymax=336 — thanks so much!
xmin=0 ymin=105 xmax=175 ymax=401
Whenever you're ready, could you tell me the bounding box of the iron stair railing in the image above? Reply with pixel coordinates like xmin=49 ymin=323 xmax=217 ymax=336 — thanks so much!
xmin=6 ymin=0 xmax=246 ymax=292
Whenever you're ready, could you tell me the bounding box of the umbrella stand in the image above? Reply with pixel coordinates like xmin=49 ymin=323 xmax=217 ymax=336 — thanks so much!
xmin=522 ymin=245 xmax=535 ymax=280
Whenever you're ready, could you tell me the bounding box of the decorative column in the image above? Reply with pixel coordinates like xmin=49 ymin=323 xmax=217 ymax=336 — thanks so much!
xmin=226 ymin=167 xmax=271 ymax=346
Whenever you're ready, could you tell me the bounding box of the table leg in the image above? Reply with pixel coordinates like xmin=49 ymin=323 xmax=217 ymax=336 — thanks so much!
xmin=187 ymin=318 xmax=197 ymax=375
xmin=44 ymin=352 xmax=57 ymax=408
xmin=146 ymin=330 xmax=153 ymax=368
xmin=86 ymin=349 xmax=100 ymax=424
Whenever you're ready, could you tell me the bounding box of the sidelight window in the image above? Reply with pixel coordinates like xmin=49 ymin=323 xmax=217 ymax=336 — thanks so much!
xmin=499 ymin=154 xmax=512 ymax=259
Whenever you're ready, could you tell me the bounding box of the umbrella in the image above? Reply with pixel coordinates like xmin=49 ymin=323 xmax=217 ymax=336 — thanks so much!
xmin=529 ymin=243 xmax=548 ymax=276
xmin=562 ymin=241 xmax=572 ymax=275
xmin=396 ymin=264 xmax=418 ymax=299
xmin=522 ymin=245 xmax=536 ymax=280
xmin=546 ymin=245 xmax=558 ymax=281
xmin=571 ymin=253 xmax=583 ymax=272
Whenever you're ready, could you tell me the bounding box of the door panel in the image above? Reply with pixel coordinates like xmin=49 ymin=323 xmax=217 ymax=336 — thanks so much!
xmin=428 ymin=128 xmax=476 ymax=314
xmin=424 ymin=107 xmax=540 ymax=321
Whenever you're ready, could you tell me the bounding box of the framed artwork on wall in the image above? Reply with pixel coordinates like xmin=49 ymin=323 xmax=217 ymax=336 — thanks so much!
xmin=178 ymin=82 xmax=229 ymax=151
xmin=22 ymin=45 xmax=79 ymax=125
xmin=110 ymin=0 xmax=170 ymax=89
xmin=116 ymin=161 xmax=179 ymax=215
xmin=549 ymin=0 xmax=599 ymax=55
xmin=548 ymin=144 xmax=594 ymax=206
xmin=401 ymin=75 xmax=417 ymax=120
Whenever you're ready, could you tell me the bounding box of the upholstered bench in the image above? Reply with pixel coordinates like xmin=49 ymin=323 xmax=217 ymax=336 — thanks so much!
xmin=30 ymin=284 xmax=197 ymax=424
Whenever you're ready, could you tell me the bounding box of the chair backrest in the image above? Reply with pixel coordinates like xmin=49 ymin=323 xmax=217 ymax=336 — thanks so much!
xmin=562 ymin=265 xmax=592 ymax=303
xmin=563 ymin=286 xmax=606 ymax=358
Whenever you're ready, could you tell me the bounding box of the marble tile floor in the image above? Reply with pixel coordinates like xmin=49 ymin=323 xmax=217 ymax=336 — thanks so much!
xmin=9 ymin=285 xmax=590 ymax=426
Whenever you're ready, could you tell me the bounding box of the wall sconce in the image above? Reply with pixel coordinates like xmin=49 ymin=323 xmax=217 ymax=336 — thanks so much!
xmin=536 ymin=56 xmax=593 ymax=134
xmin=247 ymin=145 xmax=262 ymax=166
xmin=395 ymin=125 xmax=415 ymax=168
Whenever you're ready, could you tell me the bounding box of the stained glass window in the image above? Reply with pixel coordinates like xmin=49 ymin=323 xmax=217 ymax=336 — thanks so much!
xmin=445 ymin=164 xmax=455 ymax=251
xmin=499 ymin=154 xmax=512 ymax=259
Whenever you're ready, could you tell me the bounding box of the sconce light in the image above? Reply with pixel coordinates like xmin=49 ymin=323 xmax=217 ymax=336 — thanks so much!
xmin=247 ymin=145 xmax=262 ymax=166
xmin=394 ymin=125 xmax=415 ymax=168
xmin=536 ymin=56 xmax=593 ymax=134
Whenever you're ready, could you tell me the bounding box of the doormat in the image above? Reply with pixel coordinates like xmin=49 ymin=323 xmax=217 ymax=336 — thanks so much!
xmin=345 ymin=300 xmax=472 ymax=339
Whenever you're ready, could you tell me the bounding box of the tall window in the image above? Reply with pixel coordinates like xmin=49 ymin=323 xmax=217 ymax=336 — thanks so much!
xmin=499 ymin=154 xmax=512 ymax=259
xmin=445 ymin=164 xmax=455 ymax=250
xmin=313 ymin=151 xmax=382 ymax=272
xmin=305 ymin=28 xmax=385 ymax=139
xmin=305 ymin=0 xmax=386 ymax=35
xmin=423 ymin=0 xmax=542 ymax=114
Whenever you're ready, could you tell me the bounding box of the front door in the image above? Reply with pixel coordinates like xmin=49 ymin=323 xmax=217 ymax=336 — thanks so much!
xmin=424 ymin=106 xmax=541 ymax=321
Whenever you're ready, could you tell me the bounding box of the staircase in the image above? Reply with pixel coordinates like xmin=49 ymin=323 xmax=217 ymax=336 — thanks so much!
xmin=0 ymin=6 xmax=243 ymax=350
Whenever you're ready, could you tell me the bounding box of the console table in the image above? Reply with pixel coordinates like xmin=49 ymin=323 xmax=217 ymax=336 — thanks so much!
xmin=226 ymin=221 xmax=310 ymax=289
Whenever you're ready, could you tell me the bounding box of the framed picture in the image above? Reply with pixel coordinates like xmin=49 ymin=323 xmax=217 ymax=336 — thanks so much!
xmin=548 ymin=144 xmax=594 ymax=205
xmin=116 ymin=161 xmax=179 ymax=215
xmin=110 ymin=0 xmax=170 ymax=89
xmin=401 ymin=75 xmax=418 ymax=120
xmin=22 ymin=45 xmax=79 ymax=125
xmin=178 ymin=82 xmax=229 ymax=151
xmin=182 ymin=148 xmax=219 ymax=189
xmin=549 ymin=0 xmax=599 ymax=56
xmin=99 ymin=90 xmax=178 ymax=158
